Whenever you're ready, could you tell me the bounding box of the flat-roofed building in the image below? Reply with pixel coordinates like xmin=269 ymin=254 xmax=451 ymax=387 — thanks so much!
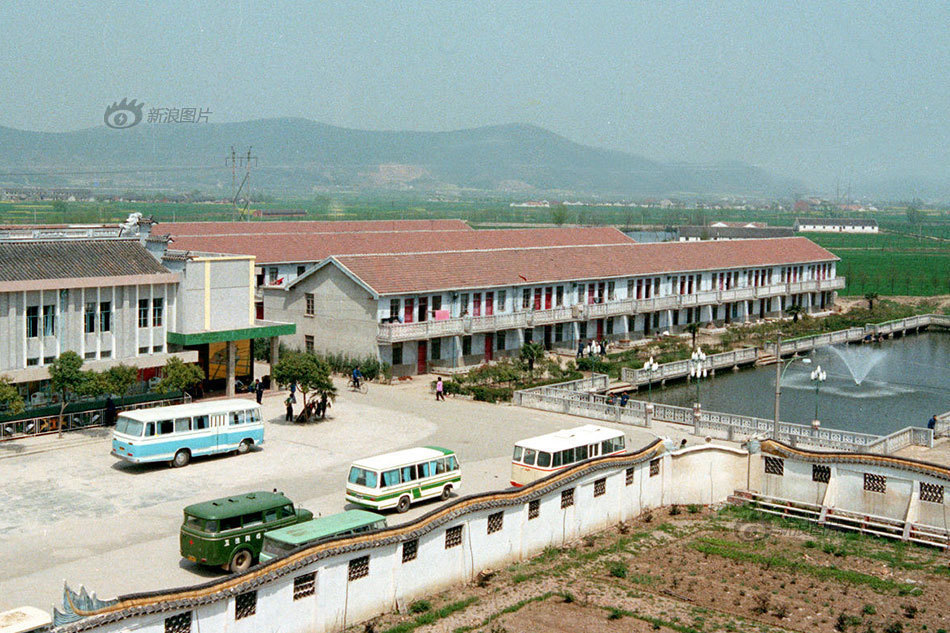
xmin=262 ymin=237 xmax=844 ymax=376
xmin=794 ymin=218 xmax=878 ymax=233
xmin=678 ymin=226 xmax=794 ymax=241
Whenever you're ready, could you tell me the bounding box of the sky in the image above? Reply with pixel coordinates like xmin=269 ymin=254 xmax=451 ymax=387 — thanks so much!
xmin=1 ymin=1 xmax=947 ymax=193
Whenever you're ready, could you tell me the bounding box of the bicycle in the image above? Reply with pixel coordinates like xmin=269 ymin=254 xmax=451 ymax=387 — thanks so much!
xmin=347 ymin=378 xmax=368 ymax=394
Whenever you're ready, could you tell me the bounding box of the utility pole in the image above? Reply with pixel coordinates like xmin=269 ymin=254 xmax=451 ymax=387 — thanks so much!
xmin=773 ymin=332 xmax=782 ymax=440
xmin=225 ymin=146 xmax=258 ymax=221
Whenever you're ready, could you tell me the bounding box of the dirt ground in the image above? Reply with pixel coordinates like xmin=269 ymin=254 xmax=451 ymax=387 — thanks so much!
xmin=835 ymin=294 xmax=950 ymax=312
xmin=358 ymin=505 xmax=950 ymax=633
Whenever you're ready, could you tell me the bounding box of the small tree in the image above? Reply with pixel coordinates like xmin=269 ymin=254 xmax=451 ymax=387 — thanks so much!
xmin=0 ymin=376 xmax=24 ymax=415
xmin=551 ymin=203 xmax=568 ymax=226
xmin=519 ymin=342 xmax=545 ymax=375
xmin=864 ymin=292 xmax=879 ymax=311
xmin=48 ymin=351 xmax=88 ymax=436
xmin=786 ymin=304 xmax=804 ymax=323
xmin=157 ymin=357 xmax=205 ymax=397
xmin=103 ymin=364 xmax=138 ymax=397
xmin=272 ymin=352 xmax=336 ymax=407
xmin=685 ymin=322 xmax=701 ymax=348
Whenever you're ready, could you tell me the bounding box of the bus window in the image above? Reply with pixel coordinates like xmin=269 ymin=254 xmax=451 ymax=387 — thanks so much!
xmin=117 ymin=418 xmax=144 ymax=436
xmin=575 ymin=445 xmax=588 ymax=460
xmin=602 ymin=437 xmax=624 ymax=454
xmin=264 ymin=508 xmax=278 ymax=522
xmin=401 ymin=465 xmax=417 ymax=481
xmin=512 ymin=446 xmax=523 ymax=462
xmin=523 ymin=449 xmax=537 ymax=466
xmin=561 ymin=448 xmax=574 ymax=464
xmin=281 ymin=504 xmax=295 ymax=518
xmin=537 ymin=452 xmax=551 ymax=467
xmin=220 ymin=516 xmax=242 ymax=531
xmin=175 ymin=417 xmax=192 ymax=433
xmin=418 ymin=462 xmax=431 ymax=477
xmin=194 ymin=415 xmax=209 ymax=430
xmin=552 ymin=452 xmax=562 ymax=467
xmin=230 ymin=411 xmax=245 ymax=425
xmin=244 ymin=512 xmax=264 ymax=527
xmin=158 ymin=420 xmax=174 ymax=434
xmin=248 ymin=409 xmax=262 ymax=423
xmin=447 ymin=455 xmax=459 ymax=471
xmin=184 ymin=515 xmax=205 ymax=531
xmin=382 ymin=469 xmax=401 ymax=487
xmin=349 ymin=467 xmax=378 ymax=488
xmin=144 ymin=422 xmax=155 ymax=437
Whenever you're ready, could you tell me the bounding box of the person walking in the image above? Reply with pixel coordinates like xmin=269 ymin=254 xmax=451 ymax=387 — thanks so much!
xmin=351 ymin=366 xmax=363 ymax=390
xmin=435 ymin=377 xmax=445 ymax=401
xmin=284 ymin=397 xmax=294 ymax=422
xmin=928 ymin=414 xmax=937 ymax=430
xmin=576 ymin=341 xmax=584 ymax=359
xmin=254 ymin=378 xmax=264 ymax=404
xmin=317 ymin=393 xmax=331 ymax=419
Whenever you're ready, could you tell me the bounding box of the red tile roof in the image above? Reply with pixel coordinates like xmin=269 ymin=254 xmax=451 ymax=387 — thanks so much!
xmin=167 ymin=227 xmax=634 ymax=264
xmin=332 ymin=237 xmax=838 ymax=295
xmin=156 ymin=219 xmax=470 ymax=237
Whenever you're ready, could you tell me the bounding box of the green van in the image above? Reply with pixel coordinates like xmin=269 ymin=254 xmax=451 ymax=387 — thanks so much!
xmin=180 ymin=490 xmax=313 ymax=573
xmin=259 ymin=510 xmax=387 ymax=563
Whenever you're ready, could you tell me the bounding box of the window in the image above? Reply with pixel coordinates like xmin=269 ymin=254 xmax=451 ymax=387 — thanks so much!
xmin=305 ymin=293 xmax=315 ymax=316
xmin=138 ymin=346 xmax=150 ymax=354
xmin=392 ymin=344 xmax=403 ymax=366
xmin=864 ymin=473 xmax=886 ymax=493
xmin=84 ymin=351 xmax=97 ymax=359
xmin=555 ymin=285 xmax=564 ymax=306
xmin=293 ymin=572 xmax=316 ymax=599
xmin=430 ymin=338 xmax=441 ymax=360
xmin=497 ymin=290 xmax=506 ymax=310
xmin=812 ymin=464 xmax=831 ymax=483
xmin=445 ymin=525 xmax=463 ymax=548
xmin=100 ymin=349 xmax=111 ymax=359
xmin=522 ymin=448 xmax=536 ymax=466
xmin=554 ymin=323 xmax=563 ymax=342
xmin=389 ymin=298 xmax=399 ymax=319
xmin=194 ymin=415 xmax=209 ymax=430
xmin=152 ymin=298 xmax=164 ymax=327
xmin=625 ymin=467 xmax=634 ymax=486
xmin=84 ymin=302 xmax=96 ymax=333
xmin=594 ymin=478 xmax=606 ymax=497
xmin=462 ymin=336 xmax=472 ymax=356
xmin=401 ymin=464 xmax=417 ymax=482
xmin=496 ymin=330 xmax=506 ymax=350
xmin=235 ymin=590 xmax=256 ymax=619
xmin=649 ymin=458 xmax=660 ymax=477
xmin=230 ymin=411 xmax=245 ymax=426
xmin=431 ymin=295 xmax=442 ymax=311
xmin=561 ymin=488 xmax=574 ymax=508
xmin=154 ymin=344 xmax=164 ymax=353
xmin=528 ymin=499 xmax=539 ymax=519
xmin=99 ymin=301 xmax=112 ymax=332
xmin=297 ymin=265 xmax=306 ymax=276
xmin=43 ymin=355 xmax=56 ymax=365
xmin=402 ymin=538 xmax=418 ymax=563
xmin=607 ymin=281 xmax=615 ymax=300
xmin=764 ymin=456 xmax=784 ymax=476
xmin=138 ymin=299 xmax=149 ymax=327
xmin=487 ymin=511 xmax=503 ymax=534
xmin=921 ymin=482 xmax=945 ymax=504
xmin=26 ymin=306 xmax=39 ymax=338
xmin=268 ymin=267 xmax=278 ymax=283
xmin=348 ymin=555 xmax=369 ymax=580
xmin=382 ymin=469 xmax=402 ymax=487
xmin=43 ymin=304 xmax=55 ymax=336
xmin=537 ymin=452 xmax=551 ymax=468
xmin=164 ymin=612 xmax=192 ymax=633
xmin=305 ymin=335 xmax=314 ymax=353
xmin=26 ymin=357 xmax=39 ymax=366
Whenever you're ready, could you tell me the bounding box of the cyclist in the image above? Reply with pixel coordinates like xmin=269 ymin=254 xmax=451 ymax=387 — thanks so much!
xmin=351 ymin=366 xmax=363 ymax=390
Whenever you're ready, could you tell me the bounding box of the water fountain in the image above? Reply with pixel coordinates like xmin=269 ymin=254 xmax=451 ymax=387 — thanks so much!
xmin=827 ymin=345 xmax=888 ymax=386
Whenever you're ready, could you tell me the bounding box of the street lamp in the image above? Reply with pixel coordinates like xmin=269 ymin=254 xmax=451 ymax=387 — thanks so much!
xmin=810 ymin=364 xmax=827 ymax=424
xmin=688 ymin=347 xmax=707 ymax=404
xmin=772 ymin=334 xmax=811 ymax=440
xmin=644 ymin=356 xmax=660 ymax=402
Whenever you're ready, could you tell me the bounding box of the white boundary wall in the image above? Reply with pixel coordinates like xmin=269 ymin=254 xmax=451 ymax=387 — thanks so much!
xmin=53 ymin=441 xmax=950 ymax=633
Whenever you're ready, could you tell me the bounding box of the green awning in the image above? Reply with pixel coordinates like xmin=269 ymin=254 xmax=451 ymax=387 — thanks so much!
xmin=167 ymin=321 xmax=295 ymax=346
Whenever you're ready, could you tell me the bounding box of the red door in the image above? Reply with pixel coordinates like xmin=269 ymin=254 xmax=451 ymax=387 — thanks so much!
xmin=596 ymin=319 xmax=604 ymax=339
xmin=473 ymin=293 xmax=481 ymax=317
xmin=533 ymin=289 xmax=542 ymax=310
xmin=587 ymin=284 xmax=595 ymax=304
xmin=484 ymin=333 xmax=494 ymax=361
xmin=485 ymin=292 xmax=494 ymax=316
xmin=544 ymin=287 xmax=553 ymax=310
xmin=404 ymin=299 xmax=414 ymax=323
xmin=417 ymin=341 xmax=427 ymax=374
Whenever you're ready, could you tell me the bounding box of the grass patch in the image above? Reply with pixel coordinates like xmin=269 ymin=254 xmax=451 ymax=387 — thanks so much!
xmin=407 ymin=600 xmax=430 ymax=614
xmin=452 ymin=593 xmax=555 ymax=633
xmin=382 ymin=597 xmax=478 ymax=633
xmin=601 ymin=606 xmax=705 ymax=633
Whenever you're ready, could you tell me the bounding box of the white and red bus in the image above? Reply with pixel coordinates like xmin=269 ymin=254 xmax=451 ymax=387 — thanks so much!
xmin=510 ymin=424 xmax=626 ymax=487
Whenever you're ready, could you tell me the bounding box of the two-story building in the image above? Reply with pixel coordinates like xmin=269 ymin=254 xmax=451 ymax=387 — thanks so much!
xmin=262 ymin=237 xmax=844 ymax=376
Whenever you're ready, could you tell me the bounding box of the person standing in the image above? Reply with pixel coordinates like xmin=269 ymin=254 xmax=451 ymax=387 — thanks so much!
xmin=289 ymin=381 xmax=297 ymax=403
xmin=284 ymin=397 xmax=294 ymax=422
xmin=436 ymin=377 xmax=445 ymax=401
xmin=928 ymin=414 xmax=937 ymax=430
xmin=576 ymin=341 xmax=584 ymax=359
xmin=254 ymin=378 xmax=264 ymax=404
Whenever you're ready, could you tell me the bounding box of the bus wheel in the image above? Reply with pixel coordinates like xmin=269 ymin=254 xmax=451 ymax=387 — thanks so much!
xmin=171 ymin=449 xmax=191 ymax=468
xmin=237 ymin=439 xmax=252 ymax=455
xmin=440 ymin=485 xmax=453 ymax=501
xmin=396 ymin=496 xmax=411 ymax=513
xmin=229 ymin=549 xmax=252 ymax=573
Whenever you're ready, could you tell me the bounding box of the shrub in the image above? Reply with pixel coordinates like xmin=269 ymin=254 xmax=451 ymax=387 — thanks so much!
xmin=884 ymin=622 xmax=904 ymax=633
xmin=687 ymin=504 xmax=701 ymax=514
xmin=863 ymin=604 xmax=877 ymax=615
xmin=669 ymin=504 xmax=681 ymax=516
xmin=752 ymin=594 xmax=770 ymax=615
xmin=607 ymin=607 xmax=625 ymax=621
xmin=901 ymin=605 xmax=917 ymax=619
xmin=607 ymin=560 xmax=628 ymax=578
xmin=408 ymin=600 xmax=430 ymax=614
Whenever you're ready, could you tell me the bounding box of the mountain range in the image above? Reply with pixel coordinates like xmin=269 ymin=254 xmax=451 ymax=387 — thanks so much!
xmin=0 ymin=118 xmax=803 ymax=196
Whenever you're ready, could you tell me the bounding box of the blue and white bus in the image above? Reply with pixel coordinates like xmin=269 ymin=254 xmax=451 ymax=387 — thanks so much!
xmin=111 ymin=399 xmax=264 ymax=468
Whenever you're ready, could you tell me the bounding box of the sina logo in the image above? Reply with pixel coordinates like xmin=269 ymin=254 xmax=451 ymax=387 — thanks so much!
xmin=104 ymin=98 xmax=144 ymax=129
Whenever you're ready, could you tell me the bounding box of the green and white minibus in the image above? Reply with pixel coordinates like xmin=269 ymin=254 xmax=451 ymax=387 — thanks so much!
xmin=345 ymin=446 xmax=461 ymax=513
xmin=259 ymin=510 xmax=386 ymax=563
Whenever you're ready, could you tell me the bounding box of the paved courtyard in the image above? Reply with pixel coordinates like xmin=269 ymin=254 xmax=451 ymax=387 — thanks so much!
xmin=0 ymin=377 xmax=677 ymax=612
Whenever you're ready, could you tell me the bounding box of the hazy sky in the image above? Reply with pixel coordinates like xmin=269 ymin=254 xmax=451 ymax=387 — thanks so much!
xmin=1 ymin=1 xmax=947 ymax=191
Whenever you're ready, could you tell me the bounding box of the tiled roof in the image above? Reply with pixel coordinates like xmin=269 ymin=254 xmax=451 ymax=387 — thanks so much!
xmin=332 ymin=237 xmax=838 ymax=295
xmin=157 ymin=219 xmax=471 ymax=237
xmin=795 ymin=218 xmax=878 ymax=227
xmin=168 ymin=227 xmax=633 ymax=264
xmin=0 ymin=239 xmax=170 ymax=282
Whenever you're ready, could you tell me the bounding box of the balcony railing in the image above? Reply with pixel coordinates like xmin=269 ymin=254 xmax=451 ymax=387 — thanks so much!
xmin=375 ymin=277 xmax=847 ymax=343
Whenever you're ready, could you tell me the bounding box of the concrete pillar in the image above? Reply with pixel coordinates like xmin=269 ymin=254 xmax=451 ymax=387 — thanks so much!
xmin=644 ymin=402 xmax=653 ymax=429
xmin=269 ymin=336 xmax=280 ymax=370
xmin=226 ymin=340 xmax=236 ymax=397
xmin=692 ymin=402 xmax=702 ymax=436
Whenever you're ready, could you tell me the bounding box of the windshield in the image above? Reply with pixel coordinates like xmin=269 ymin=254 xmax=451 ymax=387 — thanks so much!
xmin=262 ymin=538 xmax=295 ymax=558
xmin=184 ymin=514 xmax=207 ymax=532
xmin=115 ymin=417 xmax=143 ymax=436
xmin=512 ymin=446 xmax=523 ymax=462
xmin=348 ymin=467 xmax=378 ymax=488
